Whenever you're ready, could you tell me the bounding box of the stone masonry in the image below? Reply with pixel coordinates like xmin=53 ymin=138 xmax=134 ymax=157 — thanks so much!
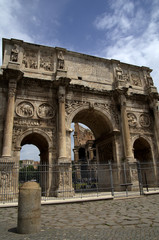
xmin=0 ymin=38 xmax=159 ymax=197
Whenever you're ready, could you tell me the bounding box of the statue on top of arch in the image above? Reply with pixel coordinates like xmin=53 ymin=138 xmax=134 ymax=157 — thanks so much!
xmin=10 ymin=44 xmax=19 ymax=62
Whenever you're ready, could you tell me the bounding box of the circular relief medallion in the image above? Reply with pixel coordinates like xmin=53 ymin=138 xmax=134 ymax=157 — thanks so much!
xmin=139 ymin=113 xmax=150 ymax=127
xmin=37 ymin=103 xmax=55 ymax=119
xmin=16 ymin=101 xmax=34 ymax=118
xmin=127 ymin=113 xmax=137 ymax=127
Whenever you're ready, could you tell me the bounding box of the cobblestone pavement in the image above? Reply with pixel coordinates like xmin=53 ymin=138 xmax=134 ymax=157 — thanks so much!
xmin=0 ymin=195 xmax=159 ymax=239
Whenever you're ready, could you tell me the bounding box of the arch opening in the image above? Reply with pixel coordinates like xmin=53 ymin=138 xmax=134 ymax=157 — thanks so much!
xmin=71 ymin=109 xmax=115 ymax=192
xmin=133 ymin=137 xmax=155 ymax=188
xmin=20 ymin=132 xmax=50 ymax=195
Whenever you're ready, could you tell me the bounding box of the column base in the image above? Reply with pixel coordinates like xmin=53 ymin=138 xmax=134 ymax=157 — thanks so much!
xmin=128 ymin=161 xmax=140 ymax=191
xmin=56 ymin=162 xmax=75 ymax=198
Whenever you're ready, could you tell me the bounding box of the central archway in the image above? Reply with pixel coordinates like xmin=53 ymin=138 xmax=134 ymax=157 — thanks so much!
xmin=71 ymin=108 xmax=117 ymax=192
xmin=72 ymin=108 xmax=114 ymax=164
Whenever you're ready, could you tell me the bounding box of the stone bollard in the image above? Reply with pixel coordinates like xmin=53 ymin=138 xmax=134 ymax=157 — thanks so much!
xmin=17 ymin=181 xmax=41 ymax=234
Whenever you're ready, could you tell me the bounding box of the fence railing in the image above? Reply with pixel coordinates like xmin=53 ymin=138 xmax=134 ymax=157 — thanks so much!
xmin=1 ymin=161 xmax=159 ymax=203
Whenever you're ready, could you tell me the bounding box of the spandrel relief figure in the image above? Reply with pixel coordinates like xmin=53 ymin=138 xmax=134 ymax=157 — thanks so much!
xmin=30 ymin=59 xmax=38 ymax=69
xmin=10 ymin=44 xmax=19 ymax=62
xmin=139 ymin=113 xmax=150 ymax=127
xmin=127 ymin=113 xmax=137 ymax=127
xmin=58 ymin=51 xmax=64 ymax=70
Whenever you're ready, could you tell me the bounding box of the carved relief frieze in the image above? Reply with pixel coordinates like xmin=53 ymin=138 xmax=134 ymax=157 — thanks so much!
xmin=14 ymin=118 xmax=41 ymax=127
xmin=122 ymin=74 xmax=130 ymax=82
xmin=131 ymin=73 xmax=142 ymax=87
xmin=115 ymin=64 xmax=130 ymax=85
xmin=16 ymin=101 xmax=34 ymax=118
xmin=127 ymin=113 xmax=137 ymax=127
xmin=139 ymin=113 xmax=151 ymax=128
xmin=37 ymin=103 xmax=55 ymax=119
xmin=40 ymin=51 xmax=54 ymax=71
xmin=22 ymin=49 xmax=38 ymax=69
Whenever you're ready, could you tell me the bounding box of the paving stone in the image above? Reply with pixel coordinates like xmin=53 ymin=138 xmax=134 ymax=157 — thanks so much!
xmin=1 ymin=195 xmax=159 ymax=239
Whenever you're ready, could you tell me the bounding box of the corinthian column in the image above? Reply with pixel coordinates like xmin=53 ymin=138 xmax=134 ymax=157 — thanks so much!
xmin=120 ymin=95 xmax=133 ymax=161
xmin=58 ymin=85 xmax=67 ymax=162
xmin=151 ymin=100 xmax=159 ymax=157
xmin=2 ymin=79 xmax=17 ymax=157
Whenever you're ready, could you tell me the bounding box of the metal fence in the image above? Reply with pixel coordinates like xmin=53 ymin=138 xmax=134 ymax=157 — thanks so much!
xmin=0 ymin=161 xmax=159 ymax=204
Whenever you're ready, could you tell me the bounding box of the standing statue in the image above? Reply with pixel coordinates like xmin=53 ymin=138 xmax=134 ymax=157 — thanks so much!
xmin=58 ymin=51 xmax=64 ymax=70
xmin=10 ymin=44 xmax=19 ymax=62
xmin=116 ymin=64 xmax=123 ymax=80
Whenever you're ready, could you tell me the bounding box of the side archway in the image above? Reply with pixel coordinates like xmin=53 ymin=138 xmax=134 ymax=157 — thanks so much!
xmin=15 ymin=128 xmax=53 ymax=196
xmin=133 ymin=137 xmax=156 ymax=187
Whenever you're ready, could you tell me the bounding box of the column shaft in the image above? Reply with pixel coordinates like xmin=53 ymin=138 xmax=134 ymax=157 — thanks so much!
xmin=58 ymin=86 xmax=67 ymax=160
xmin=2 ymin=80 xmax=17 ymax=157
xmin=121 ymin=96 xmax=133 ymax=160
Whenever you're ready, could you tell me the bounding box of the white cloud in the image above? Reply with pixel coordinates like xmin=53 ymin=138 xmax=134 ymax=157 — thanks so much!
xmin=0 ymin=0 xmax=34 ymax=65
xmin=94 ymin=0 xmax=159 ymax=89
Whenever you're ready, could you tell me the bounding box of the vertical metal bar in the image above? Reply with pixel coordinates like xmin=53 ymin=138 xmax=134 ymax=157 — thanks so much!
xmin=45 ymin=163 xmax=47 ymax=200
xmin=109 ymin=161 xmax=114 ymax=197
xmin=137 ymin=161 xmax=143 ymax=195
xmin=96 ymin=165 xmax=98 ymax=197
xmin=123 ymin=162 xmax=128 ymax=197
xmin=144 ymin=172 xmax=149 ymax=192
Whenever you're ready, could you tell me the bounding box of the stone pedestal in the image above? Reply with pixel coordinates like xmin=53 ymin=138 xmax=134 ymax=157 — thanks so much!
xmin=128 ymin=161 xmax=140 ymax=191
xmin=56 ymin=163 xmax=74 ymax=198
xmin=0 ymin=158 xmax=15 ymax=201
xmin=17 ymin=182 xmax=41 ymax=234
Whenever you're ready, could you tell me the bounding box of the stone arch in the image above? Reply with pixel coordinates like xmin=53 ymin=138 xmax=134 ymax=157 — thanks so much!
xmin=133 ymin=136 xmax=156 ymax=187
xmin=133 ymin=136 xmax=153 ymax=162
xmin=69 ymin=106 xmax=118 ymax=192
xmin=70 ymin=107 xmax=115 ymax=164
xmin=16 ymin=128 xmax=52 ymax=152
xmin=66 ymin=104 xmax=116 ymax=133
xmin=16 ymin=128 xmax=53 ymax=196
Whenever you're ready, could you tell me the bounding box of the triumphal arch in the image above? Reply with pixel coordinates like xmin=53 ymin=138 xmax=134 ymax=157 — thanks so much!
xmin=0 ymin=38 xmax=159 ymax=197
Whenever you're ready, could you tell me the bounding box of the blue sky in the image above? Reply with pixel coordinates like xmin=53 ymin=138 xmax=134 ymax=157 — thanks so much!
xmin=1 ymin=0 xmax=159 ymax=161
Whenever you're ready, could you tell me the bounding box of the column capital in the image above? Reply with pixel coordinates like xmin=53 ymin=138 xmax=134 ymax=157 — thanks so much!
xmin=8 ymin=79 xmax=17 ymax=97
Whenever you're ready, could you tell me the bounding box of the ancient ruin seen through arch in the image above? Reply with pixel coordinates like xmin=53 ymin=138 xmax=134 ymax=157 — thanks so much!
xmin=1 ymin=38 xmax=159 ymax=199
xmin=72 ymin=108 xmax=116 ymax=191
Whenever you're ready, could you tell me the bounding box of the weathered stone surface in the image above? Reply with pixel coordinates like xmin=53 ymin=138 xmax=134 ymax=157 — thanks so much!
xmin=17 ymin=181 xmax=41 ymax=234
xmin=0 ymin=38 xmax=159 ymax=197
